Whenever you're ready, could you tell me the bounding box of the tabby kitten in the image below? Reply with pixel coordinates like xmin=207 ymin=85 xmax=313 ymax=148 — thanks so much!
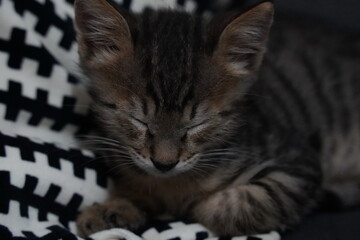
xmin=74 ymin=0 xmax=360 ymax=237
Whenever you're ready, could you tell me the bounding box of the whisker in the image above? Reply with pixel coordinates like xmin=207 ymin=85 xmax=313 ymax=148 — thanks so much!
xmin=200 ymin=152 xmax=242 ymax=157
xmin=198 ymin=159 xmax=238 ymax=164
xmin=201 ymin=149 xmax=256 ymax=157
xmin=200 ymin=153 xmax=251 ymax=159
xmin=91 ymin=147 xmax=130 ymax=154
xmin=201 ymin=148 xmax=242 ymax=153
xmin=190 ymin=166 xmax=207 ymax=178
xmin=95 ymin=154 xmax=133 ymax=161
xmin=80 ymin=142 xmax=127 ymax=150
xmin=106 ymin=161 xmax=135 ymax=174
xmin=77 ymin=135 xmax=122 ymax=144
xmin=204 ymin=136 xmax=237 ymax=145
xmin=79 ymin=153 xmax=133 ymax=167
xmin=197 ymin=164 xmax=219 ymax=169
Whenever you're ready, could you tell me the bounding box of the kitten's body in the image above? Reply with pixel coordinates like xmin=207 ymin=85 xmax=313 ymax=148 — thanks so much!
xmin=261 ymin=20 xmax=360 ymax=205
xmin=74 ymin=0 xmax=360 ymax=237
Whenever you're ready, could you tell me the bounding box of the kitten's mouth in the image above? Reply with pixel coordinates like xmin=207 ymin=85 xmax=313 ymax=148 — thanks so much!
xmin=128 ymin=149 xmax=198 ymax=177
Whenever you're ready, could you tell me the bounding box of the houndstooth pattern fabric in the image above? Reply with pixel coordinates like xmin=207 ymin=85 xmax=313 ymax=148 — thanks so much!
xmin=0 ymin=0 xmax=280 ymax=239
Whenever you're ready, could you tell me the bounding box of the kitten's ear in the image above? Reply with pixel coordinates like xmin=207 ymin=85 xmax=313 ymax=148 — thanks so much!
xmin=74 ymin=0 xmax=133 ymax=63
xmin=213 ymin=2 xmax=274 ymax=76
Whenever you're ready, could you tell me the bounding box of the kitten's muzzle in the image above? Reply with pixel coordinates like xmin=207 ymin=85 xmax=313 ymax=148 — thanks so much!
xmin=150 ymin=158 xmax=179 ymax=172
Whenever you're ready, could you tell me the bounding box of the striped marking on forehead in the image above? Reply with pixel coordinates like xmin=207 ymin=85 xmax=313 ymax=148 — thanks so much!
xmin=138 ymin=9 xmax=203 ymax=111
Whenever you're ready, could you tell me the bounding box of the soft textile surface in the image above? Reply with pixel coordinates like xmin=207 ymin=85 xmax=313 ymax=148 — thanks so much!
xmin=0 ymin=0 xmax=280 ymax=239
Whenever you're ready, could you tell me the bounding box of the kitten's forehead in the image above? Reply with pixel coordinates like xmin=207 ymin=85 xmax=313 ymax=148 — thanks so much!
xmin=137 ymin=95 xmax=199 ymax=121
xmin=136 ymin=9 xmax=204 ymax=111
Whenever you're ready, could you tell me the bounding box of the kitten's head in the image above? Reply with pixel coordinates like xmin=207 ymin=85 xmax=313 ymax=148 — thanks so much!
xmin=75 ymin=0 xmax=273 ymax=176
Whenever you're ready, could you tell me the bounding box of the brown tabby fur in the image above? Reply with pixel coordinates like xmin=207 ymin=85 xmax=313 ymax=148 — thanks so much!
xmin=74 ymin=0 xmax=360 ymax=237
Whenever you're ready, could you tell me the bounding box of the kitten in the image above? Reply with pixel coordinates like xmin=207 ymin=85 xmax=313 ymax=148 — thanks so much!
xmin=74 ymin=0 xmax=360 ymax=237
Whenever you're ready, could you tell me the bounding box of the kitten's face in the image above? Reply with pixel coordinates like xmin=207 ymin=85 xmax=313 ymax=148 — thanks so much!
xmin=86 ymin=52 xmax=235 ymax=176
xmin=92 ymin=93 xmax=228 ymax=176
xmin=75 ymin=0 xmax=273 ymax=176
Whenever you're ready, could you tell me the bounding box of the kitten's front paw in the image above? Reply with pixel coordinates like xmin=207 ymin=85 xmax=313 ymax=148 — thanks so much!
xmin=76 ymin=199 xmax=146 ymax=237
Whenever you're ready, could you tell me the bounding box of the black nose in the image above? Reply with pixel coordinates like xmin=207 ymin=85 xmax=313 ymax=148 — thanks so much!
xmin=150 ymin=158 xmax=179 ymax=172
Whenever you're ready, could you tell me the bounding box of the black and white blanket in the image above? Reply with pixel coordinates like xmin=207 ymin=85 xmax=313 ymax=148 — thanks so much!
xmin=0 ymin=0 xmax=280 ymax=239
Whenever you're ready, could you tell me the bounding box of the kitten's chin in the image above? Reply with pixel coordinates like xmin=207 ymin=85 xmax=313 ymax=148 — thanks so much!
xmin=134 ymin=162 xmax=190 ymax=178
xmin=126 ymin=149 xmax=199 ymax=178
xmin=132 ymin=155 xmax=199 ymax=178
xmin=145 ymin=169 xmax=182 ymax=178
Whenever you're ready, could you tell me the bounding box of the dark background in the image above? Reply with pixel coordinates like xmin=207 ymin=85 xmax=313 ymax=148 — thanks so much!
xmin=276 ymin=0 xmax=360 ymax=33
xmin=210 ymin=0 xmax=360 ymax=34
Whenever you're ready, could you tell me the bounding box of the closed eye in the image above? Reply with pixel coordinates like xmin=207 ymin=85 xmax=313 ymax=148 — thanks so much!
xmin=187 ymin=121 xmax=210 ymax=136
xmin=129 ymin=117 xmax=148 ymax=131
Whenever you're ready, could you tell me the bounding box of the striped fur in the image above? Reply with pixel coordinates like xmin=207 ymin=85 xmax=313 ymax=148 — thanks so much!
xmin=74 ymin=0 xmax=360 ymax=237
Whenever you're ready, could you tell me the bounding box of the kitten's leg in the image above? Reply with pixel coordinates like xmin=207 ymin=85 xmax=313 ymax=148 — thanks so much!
xmin=76 ymin=198 xmax=146 ymax=237
xmin=192 ymin=166 xmax=321 ymax=236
